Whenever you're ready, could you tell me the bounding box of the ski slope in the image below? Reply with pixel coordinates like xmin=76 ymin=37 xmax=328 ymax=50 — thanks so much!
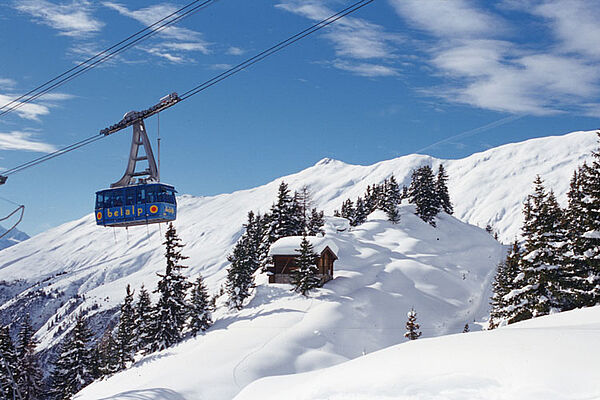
xmin=75 ymin=207 xmax=505 ymax=400
xmin=235 ymin=306 xmax=600 ymax=400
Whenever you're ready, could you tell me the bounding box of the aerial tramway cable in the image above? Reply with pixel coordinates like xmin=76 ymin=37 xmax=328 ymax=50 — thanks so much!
xmin=0 ymin=0 xmax=374 ymax=181
xmin=0 ymin=0 xmax=220 ymax=119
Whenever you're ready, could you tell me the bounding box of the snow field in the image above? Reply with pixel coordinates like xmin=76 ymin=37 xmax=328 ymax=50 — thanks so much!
xmin=76 ymin=205 xmax=505 ymax=399
xmin=235 ymin=306 xmax=600 ymax=400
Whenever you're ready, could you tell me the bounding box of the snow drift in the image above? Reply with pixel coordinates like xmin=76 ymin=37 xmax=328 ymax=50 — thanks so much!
xmin=235 ymin=305 xmax=600 ymax=400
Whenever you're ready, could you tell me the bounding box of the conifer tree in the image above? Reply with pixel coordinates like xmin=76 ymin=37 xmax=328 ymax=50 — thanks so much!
xmin=133 ymin=284 xmax=153 ymax=353
xmin=404 ymin=308 xmax=422 ymax=340
xmin=489 ymin=241 xmax=523 ymax=326
xmin=189 ymin=275 xmax=213 ymax=336
xmin=16 ymin=315 xmax=43 ymax=400
xmin=341 ymin=199 xmax=356 ymax=225
xmin=0 ymin=326 xmax=21 ymax=400
xmin=463 ymin=323 xmax=470 ymax=333
xmin=264 ymin=182 xmax=298 ymax=243
xmin=435 ymin=164 xmax=453 ymax=214
xmin=408 ymin=166 xmax=440 ymax=226
xmin=354 ymin=197 xmax=367 ymax=226
xmin=509 ymin=177 xmax=569 ymax=322
xmin=96 ymin=329 xmax=119 ymax=377
xmin=364 ymin=185 xmax=376 ymax=213
xmin=226 ymin=212 xmax=262 ymax=310
xmin=401 ymin=185 xmax=409 ymax=201
xmin=50 ymin=314 xmax=95 ymax=399
xmin=116 ymin=285 xmax=136 ymax=370
xmin=383 ymin=176 xmax=401 ymax=223
xmin=148 ymin=223 xmax=191 ymax=353
xmin=565 ymin=142 xmax=600 ymax=307
xmin=290 ymin=236 xmax=321 ymax=296
xmin=307 ymin=208 xmax=325 ymax=236
xmin=295 ymin=186 xmax=314 ymax=233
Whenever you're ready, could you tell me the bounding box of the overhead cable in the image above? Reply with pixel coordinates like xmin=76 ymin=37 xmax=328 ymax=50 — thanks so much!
xmin=0 ymin=0 xmax=219 ymax=119
xmin=1 ymin=0 xmax=374 ymax=180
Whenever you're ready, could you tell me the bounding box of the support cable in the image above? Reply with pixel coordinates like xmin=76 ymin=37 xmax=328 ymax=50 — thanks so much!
xmin=0 ymin=0 xmax=374 ymax=180
xmin=0 ymin=0 xmax=219 ymax=119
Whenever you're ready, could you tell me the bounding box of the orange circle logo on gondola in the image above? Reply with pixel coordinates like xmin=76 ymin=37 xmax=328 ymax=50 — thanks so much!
xmin=149 ymin=205 xmax=158 ymax=214
xmin=96 ymin=212 xmax=102 ymax=220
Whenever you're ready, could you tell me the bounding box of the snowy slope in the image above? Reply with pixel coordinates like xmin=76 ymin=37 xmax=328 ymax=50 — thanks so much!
xmin=0 ymin=224 xmax=28 ymax=251
xmin=75 ymin=207 xmax=505 ymax=400
xmin=235 ymin=306 xmax=600 ymax=400
xmin=0 ymin=130 xmax=595 ymax=349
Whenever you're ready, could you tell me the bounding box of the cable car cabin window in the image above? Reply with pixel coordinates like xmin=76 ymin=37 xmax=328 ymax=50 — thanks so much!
xmin=159 ymin=187 xmax=176 ymax=204
xmin=136 ymin=187 xmax=146 ymax=204
xmin=96 ymin=193 xmax=104 ymax=209
xmin=113 ymin=191 xmax=124 ymax=207
xmin=146 ymin=186 xmax=158 ymax=203
xmin=126 ymin=188 xmax=136 ymax=206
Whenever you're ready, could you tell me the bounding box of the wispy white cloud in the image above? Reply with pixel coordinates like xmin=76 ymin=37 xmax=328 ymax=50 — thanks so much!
xmin=389 ymin=0 xmax=505 ymax=38
xmin=0 ymin=79 xmax=17 ymax=89
xmin=103 ymin=2 xmax=210 ymax=63
xmin=13 ymin=0 xmax=104 ymax=37
xmin=276 ymin=1 xmax=402 ymax=78
xmin=0 ymin=131 xmax=57 ymax=153
xmin=333 ymin=61 xmax=398 ymax=77
xmin=0 ymin=94 xmax=50 ymax=121
xmin=210 ymin=63 xmax=233 ymax=70
xmin=277 ymin=1 xmax=400 ymax=60
xmin=227 ymin=47 xmax=244 ymax=56
xmin=528 ymin=0 xmax=600 ymax=60
xmin=0 ymin=91 xmax=74 ymax=121
xmin=389 ymin=0 xmax=600 ymax=116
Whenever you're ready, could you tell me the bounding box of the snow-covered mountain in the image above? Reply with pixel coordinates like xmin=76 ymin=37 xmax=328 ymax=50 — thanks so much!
xmin=0 ymin=224 xmax=28 ymax=251
xmin=234 ymin=305 xmax=600 ymax=400
xmin=0 ymin=129 xmax=596 ymax=397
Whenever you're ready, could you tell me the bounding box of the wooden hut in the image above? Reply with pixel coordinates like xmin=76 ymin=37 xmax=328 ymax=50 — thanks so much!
xmin=267 ymin=236 xmax=338 ymax=284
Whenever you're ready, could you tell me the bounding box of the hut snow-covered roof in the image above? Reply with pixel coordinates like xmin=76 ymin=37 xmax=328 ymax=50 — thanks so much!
xmin=269 ymin=236 xmax=339 ymax=257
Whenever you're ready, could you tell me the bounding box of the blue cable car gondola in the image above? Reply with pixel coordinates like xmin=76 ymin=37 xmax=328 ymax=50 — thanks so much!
xmin=96 ymin=94 xmax=180 ymax=228
xmin=95 ymin=183 xmax=177 ymax=227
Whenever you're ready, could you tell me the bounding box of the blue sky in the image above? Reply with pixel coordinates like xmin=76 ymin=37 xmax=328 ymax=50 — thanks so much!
xmin=0 ymin=0 xmax=599 ymax=235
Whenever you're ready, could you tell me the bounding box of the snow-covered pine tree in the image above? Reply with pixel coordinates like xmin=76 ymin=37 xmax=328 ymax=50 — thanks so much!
xmin=0 ymin=325 xmax=21 ymax=400
xmin=565 ymin=139 xmax=600 ymax=307
xmin=307 ymin=208 xmax=325 ymax=236
xmin=295 ymin=185 xmax=314 ymax=234
xmin=489 ymin=241 xmax=522 ymax=327
xmin=265 ymin=182 xmax=298 ymax=243
xmin=189 ymin=275 xmax=213 ymax=336
xmin=364 ymin=185 xmax=375 ymax=213
xmin=133 ymin=284 xmax=153 ymax=353
xmin=510 ymin=177 xmax=569 ymax=322
xmin=290 ymin=236 xmax=321 ymax=296
xmin=463 ymin=323 xmax=470 ymax=333
xmin=408 ymin=166 xmax=440 ymax=226
xmin=354 ymin=197 xmax=367 ymax=226
xmin=383 ymin=176 xmax=401 ymax=223
xmin=116 ymin=284 xmax=136 ymax=370
xmin=16 ymin=315 xmax=43 ymax=399
xmin=226 ymin=212 xmax=262 ymax=310
xmin=404 ymin=308 xmax=422 ymax=340
xmin=401 ymin=185 xmax=408 ymax=201
xmin=148 ymin=223 xmax=192 ymax=353
xmin=50 ymin=314 xmax=96 ymax=399
xmin=341 ymin=199 xmax=356 ymax=225
xmin=373 ymin=182 xmax=386 ymax=210
xmin=96 ymin=328 xmax=119 ymax=377
xmin=435 ymin=164 xmax=453 ymax=214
